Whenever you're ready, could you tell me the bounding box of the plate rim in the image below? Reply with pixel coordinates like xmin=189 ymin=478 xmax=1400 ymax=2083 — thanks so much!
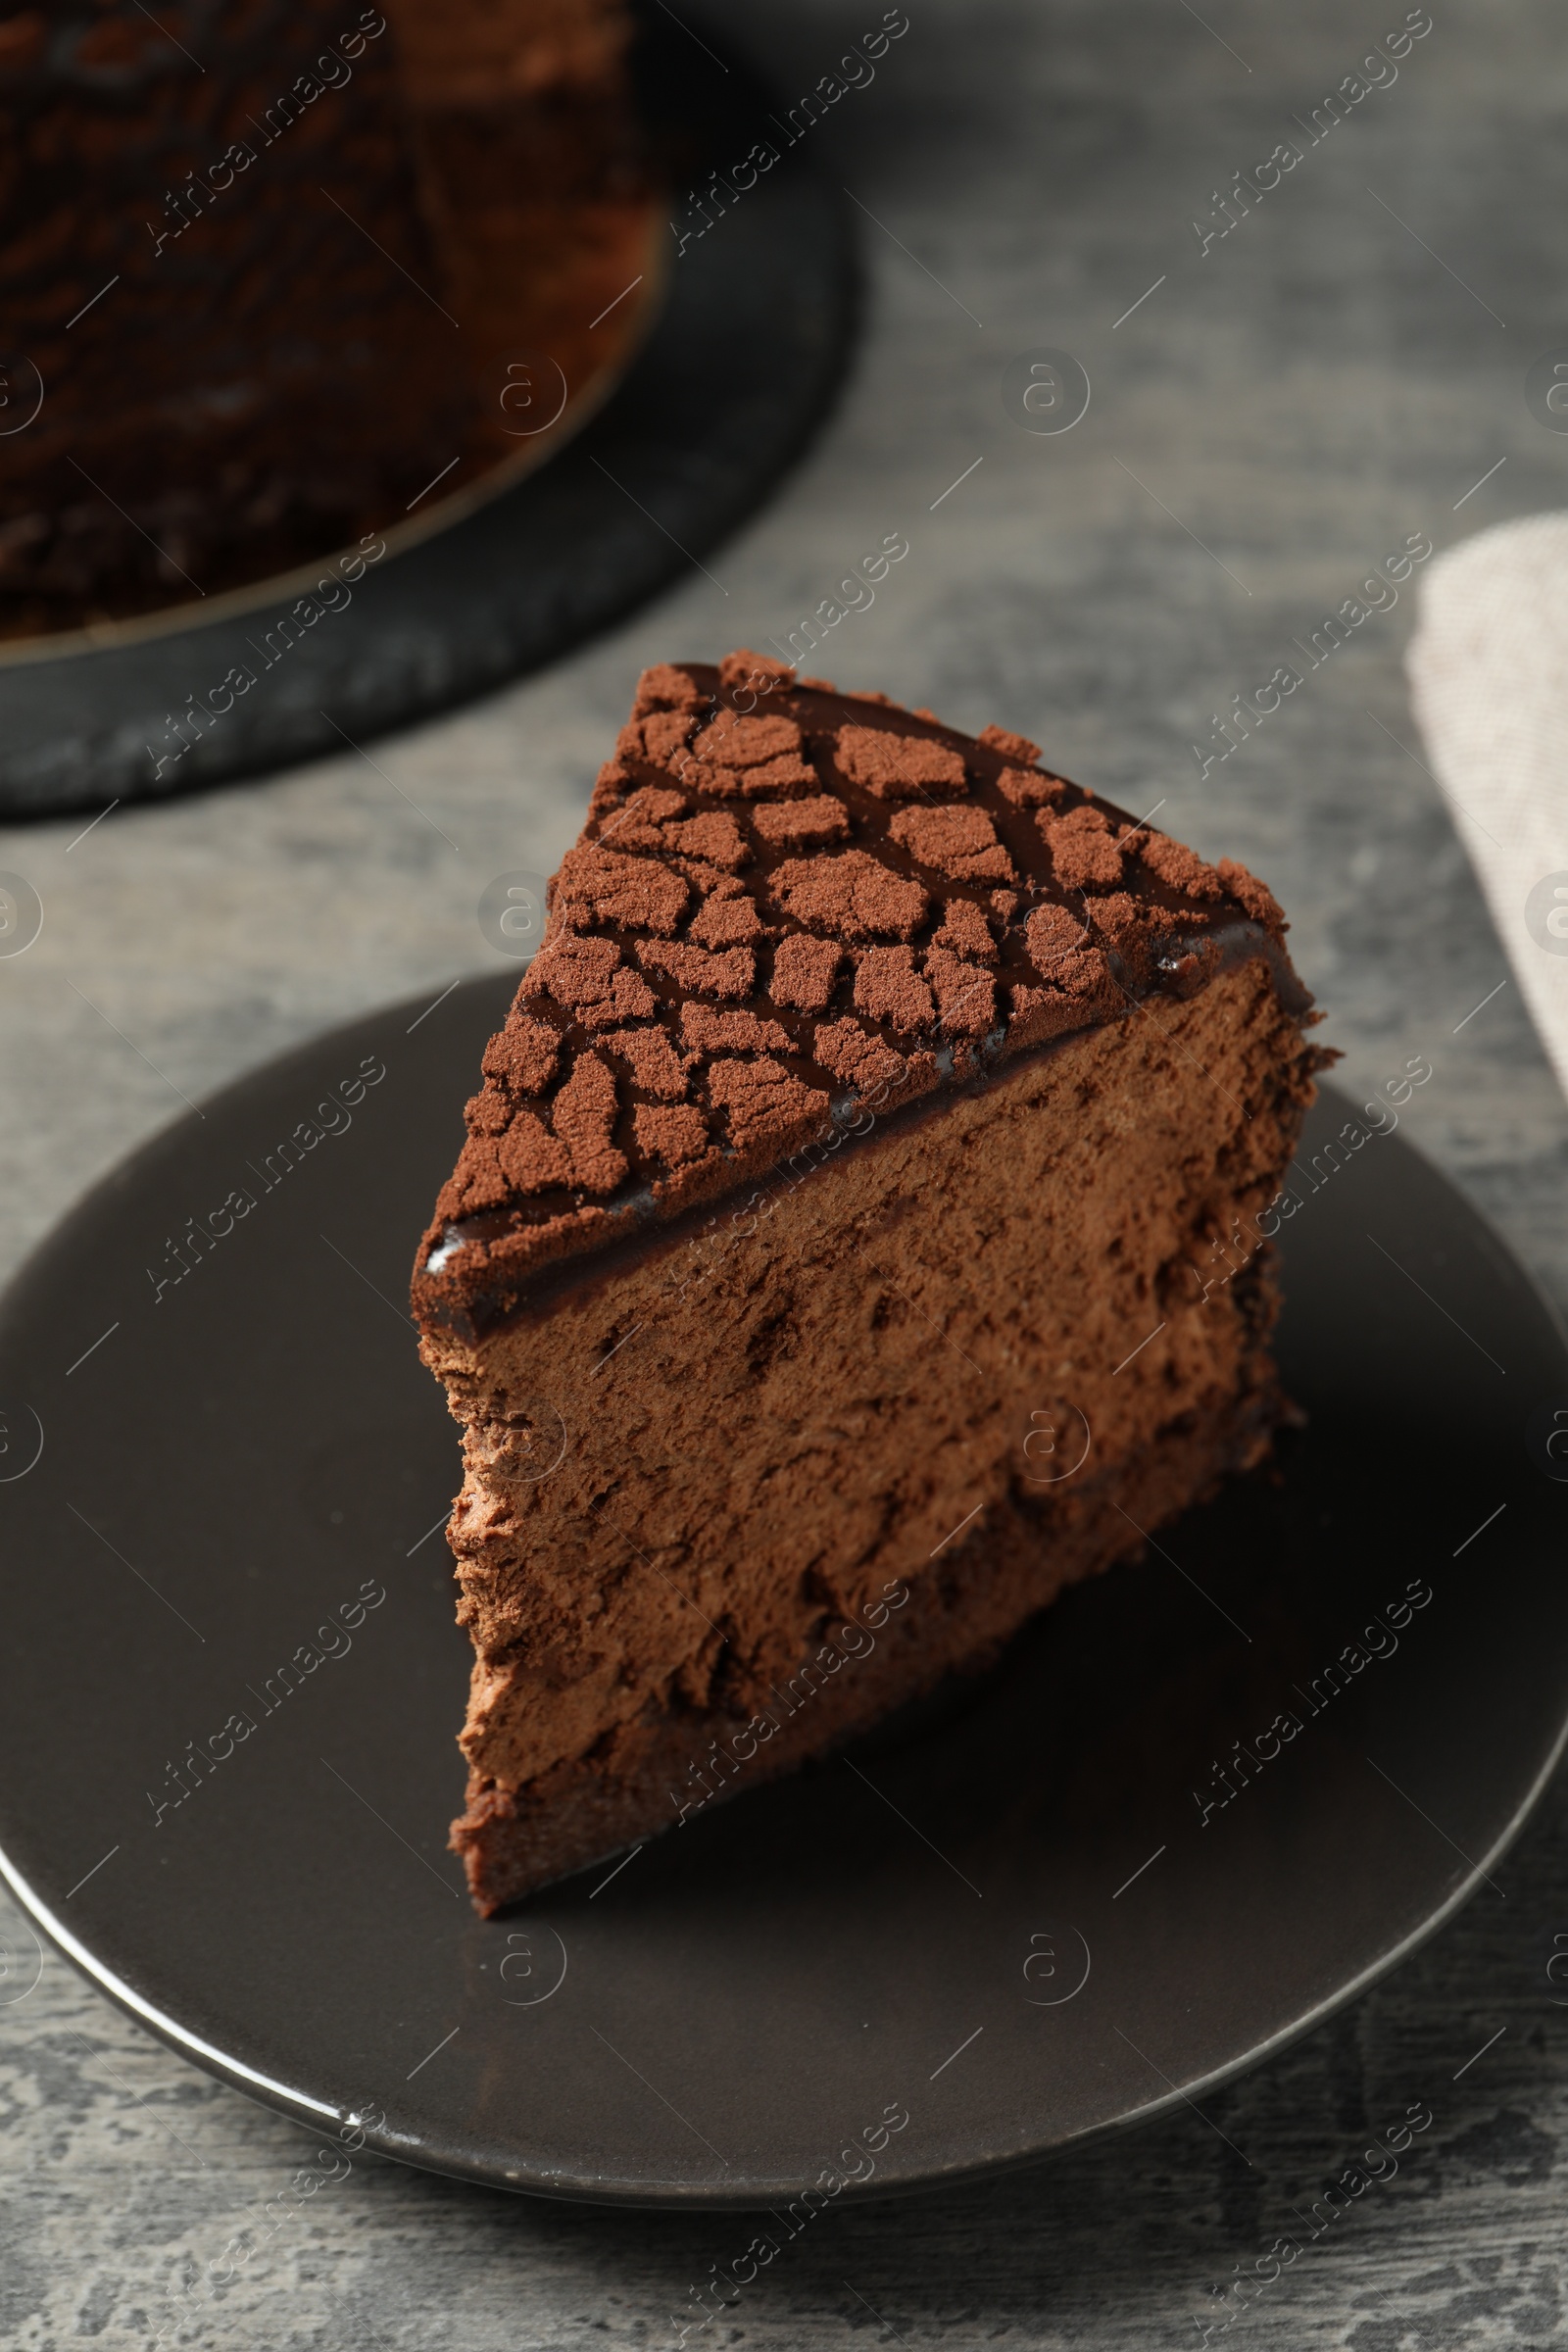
xmin=2 ymin=1676 xmax=1558 ymax=2213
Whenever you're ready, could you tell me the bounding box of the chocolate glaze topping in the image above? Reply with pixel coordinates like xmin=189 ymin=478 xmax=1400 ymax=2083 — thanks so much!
xmin=413 ymin=651 xmax=1311 ymax=1336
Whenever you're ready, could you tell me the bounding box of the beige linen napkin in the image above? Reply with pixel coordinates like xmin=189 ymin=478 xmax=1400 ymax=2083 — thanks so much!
xmin=1407 ymin=513 xmax=1568 ymax=1100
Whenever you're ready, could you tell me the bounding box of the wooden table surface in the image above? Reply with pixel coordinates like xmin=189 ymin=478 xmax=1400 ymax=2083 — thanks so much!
xmin=4 ymin=1 xmax=1567 ymax=2342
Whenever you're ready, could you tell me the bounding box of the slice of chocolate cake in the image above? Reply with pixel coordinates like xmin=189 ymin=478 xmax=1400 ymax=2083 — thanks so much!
xmin=414 ymin=651 xmax=1321 ymax=1914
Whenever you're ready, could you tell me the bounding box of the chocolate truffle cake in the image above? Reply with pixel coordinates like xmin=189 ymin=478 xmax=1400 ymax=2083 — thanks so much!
xmin=0 ymin=0 xmax=646 ymax=634
xmin=414 ymin=651 xmax=1321 ymax=1914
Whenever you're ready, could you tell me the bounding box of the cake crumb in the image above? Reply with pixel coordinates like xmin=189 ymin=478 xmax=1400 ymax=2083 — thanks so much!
xmin=835 ymin=723 xmax=967 ymax=800
xmin=635 ymin=937 xmax=757 ymax=1000
xmin=633 ymin=1103 xmax=709 ymax=1164
xmin=633 ymin=663 xmax=706 ymax=714
xmin=1039 ymin=805 xmax=1125 ymax=892
xmin=680 ymin=1004 xmax=792 ymax=1055
xmin=769 ymin=934 xmax=843 ymax=1011
xmin=855 ymin=945 xmax=936 ymax=1033
xmin=750 ymin=796 xmax=852 ymax=849
xmin=770 ymin=849 xmax=928 ymax=942
xmin=977 ymin=721 xmax=1043 ymax=765
xmin=550 ymin=1054 xmax=626 ymax=1196
xmin=890 ymin=804 xmax=1015 ymax=884
xmin=707 ymin=1054 xmax=829 ymax=1149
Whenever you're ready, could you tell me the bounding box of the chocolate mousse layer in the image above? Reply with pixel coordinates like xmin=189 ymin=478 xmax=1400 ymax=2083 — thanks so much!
xmin=413 ymin=651 xmax=1323 ymax=1913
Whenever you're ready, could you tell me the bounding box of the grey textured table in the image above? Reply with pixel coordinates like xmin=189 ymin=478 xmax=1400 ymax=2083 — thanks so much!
xmin=4 ymin=1 xmax=1568 ymax=2343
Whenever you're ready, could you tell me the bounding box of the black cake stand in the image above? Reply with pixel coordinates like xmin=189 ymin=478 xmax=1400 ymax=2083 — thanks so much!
xmin=0 ymin=17 xmax=858 ymax=820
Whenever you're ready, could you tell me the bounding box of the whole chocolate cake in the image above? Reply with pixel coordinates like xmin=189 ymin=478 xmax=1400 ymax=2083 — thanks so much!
xmin=0 ymin=0 xmax=644 ymax=635
xmin=414 ymin=651 xmax=1323 ymax=1914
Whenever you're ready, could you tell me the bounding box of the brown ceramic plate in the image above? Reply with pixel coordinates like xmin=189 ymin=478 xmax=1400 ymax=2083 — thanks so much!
xmin=0 ymin=977 xmax=1565 ymax=2207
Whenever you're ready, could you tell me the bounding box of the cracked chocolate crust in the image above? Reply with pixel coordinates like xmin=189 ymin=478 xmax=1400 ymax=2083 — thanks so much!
xmin=412 ymin=649 xmax=1317 ymax=1338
